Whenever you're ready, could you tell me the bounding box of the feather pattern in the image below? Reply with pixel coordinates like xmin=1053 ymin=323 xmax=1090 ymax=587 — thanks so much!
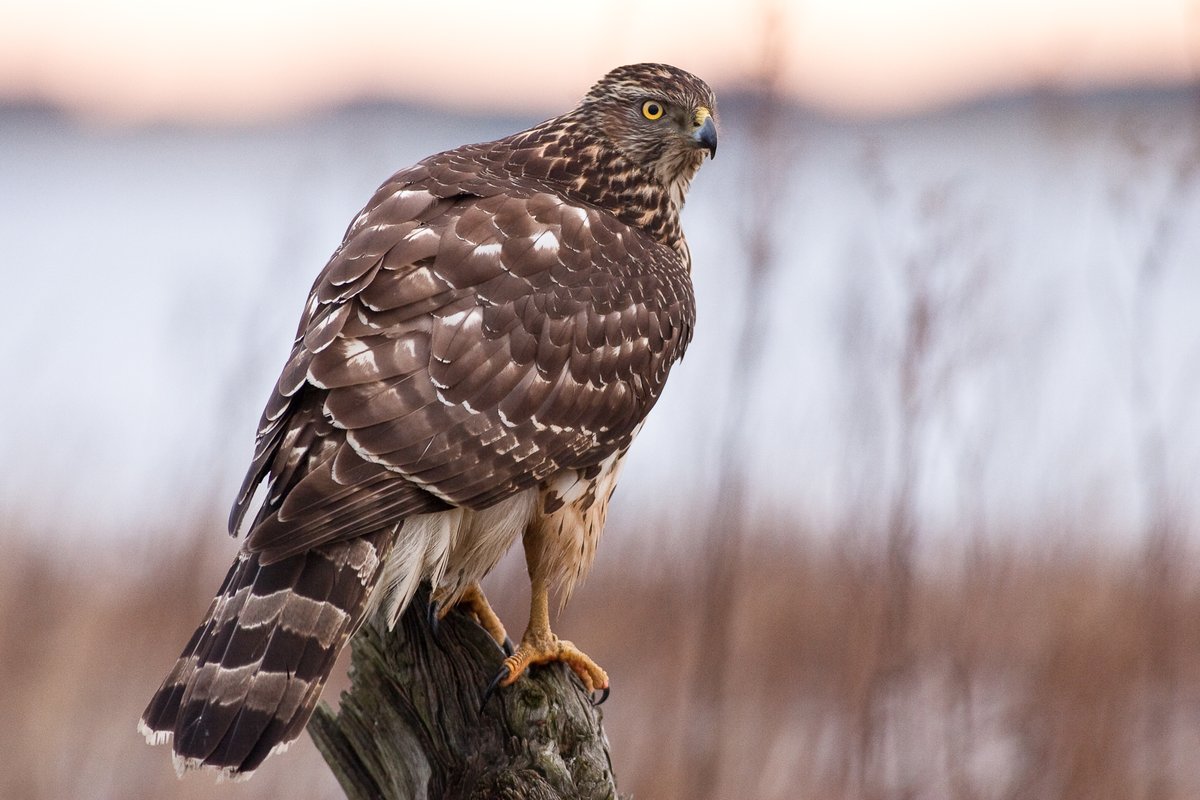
xmin=143 ymin=62 xmax=716 ymax=779
xmin=139 ymin=532 xmax=390 ymax=777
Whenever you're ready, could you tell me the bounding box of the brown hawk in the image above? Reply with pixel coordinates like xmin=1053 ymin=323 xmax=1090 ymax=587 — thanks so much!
xmin=140 ymin=62 xmax=717 ymax=779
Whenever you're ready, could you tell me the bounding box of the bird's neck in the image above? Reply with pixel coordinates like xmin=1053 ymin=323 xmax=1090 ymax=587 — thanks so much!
xmin=503 ymin=115 xmax=689 ymax=255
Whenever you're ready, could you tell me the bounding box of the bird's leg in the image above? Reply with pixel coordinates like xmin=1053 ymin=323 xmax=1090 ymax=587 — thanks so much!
xmin=491 ymin=527 xmax=608 ymax=698
xmin=433 ymin=582 xmax=512 ymax=654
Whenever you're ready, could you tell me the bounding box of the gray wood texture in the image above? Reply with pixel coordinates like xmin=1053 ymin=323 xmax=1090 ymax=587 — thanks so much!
xmin=308 ymin=585 xmax=618 ymax=800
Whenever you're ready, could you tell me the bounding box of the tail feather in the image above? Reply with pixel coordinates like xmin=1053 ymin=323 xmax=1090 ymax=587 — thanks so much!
xmin=140 ymin=531 xmax=392 ymax=778
xmin=141 ymin=556 xmax=250 ymax=739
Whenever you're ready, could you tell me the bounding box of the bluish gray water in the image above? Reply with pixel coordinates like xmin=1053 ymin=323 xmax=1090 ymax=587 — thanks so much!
xmin=2 ymin=92 xmax=1197 ymax=549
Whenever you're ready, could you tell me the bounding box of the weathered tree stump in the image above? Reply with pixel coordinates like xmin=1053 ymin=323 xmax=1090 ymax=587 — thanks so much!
xmin=308 ymin=584 xmax=618 ymax=800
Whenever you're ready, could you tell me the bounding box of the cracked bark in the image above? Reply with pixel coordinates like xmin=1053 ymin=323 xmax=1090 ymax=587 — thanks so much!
xmin=308 ymin=584 xmax=618 ymax=800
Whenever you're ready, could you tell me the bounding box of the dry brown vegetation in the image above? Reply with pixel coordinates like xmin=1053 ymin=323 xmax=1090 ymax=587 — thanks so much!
xmin=5 ymin=22 xmax=1195 ymax=797
xmin=3 ymin=513 xmax=1199 ymax=800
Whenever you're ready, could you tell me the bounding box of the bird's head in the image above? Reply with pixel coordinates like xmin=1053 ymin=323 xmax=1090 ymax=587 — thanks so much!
xmin=579 ymin=63 xmax=718 ymax=203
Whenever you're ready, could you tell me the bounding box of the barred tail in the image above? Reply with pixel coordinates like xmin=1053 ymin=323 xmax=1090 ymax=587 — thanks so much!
xmin=139 ymin=531 xmax=392 ymax=779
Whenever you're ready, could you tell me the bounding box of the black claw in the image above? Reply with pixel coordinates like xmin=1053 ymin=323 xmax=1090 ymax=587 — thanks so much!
xmin=502 ymin=636 xmax=516 ymax=657
xmin=591 ymin=686 xmax=610 ymax=706
xmin=427 ymin=601 xmax=441 ymax=636
xmin=480 ymin=667 xmax=508 ymax=713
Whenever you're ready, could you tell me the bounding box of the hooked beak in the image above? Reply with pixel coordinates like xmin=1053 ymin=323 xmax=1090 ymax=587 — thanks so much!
xmin=693 ymin=108 xmax=718 ymax=158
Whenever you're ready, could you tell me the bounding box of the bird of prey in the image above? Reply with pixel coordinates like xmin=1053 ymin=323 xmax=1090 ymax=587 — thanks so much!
xmin=140 ymin=62 xmax=717 ymax=779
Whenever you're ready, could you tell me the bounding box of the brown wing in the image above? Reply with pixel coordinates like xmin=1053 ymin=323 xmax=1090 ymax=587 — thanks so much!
xmin=230 ymin=167 xmax=694 ymax=563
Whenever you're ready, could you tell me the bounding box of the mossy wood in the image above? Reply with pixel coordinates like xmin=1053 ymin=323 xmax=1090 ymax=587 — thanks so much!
xmin=307 ymin=585 xmax=618 ymax=800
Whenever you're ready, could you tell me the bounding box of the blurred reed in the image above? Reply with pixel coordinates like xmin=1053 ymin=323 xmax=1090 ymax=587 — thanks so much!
xmin=4 ymin=28 xmax=1197 ymax=800
xmin=3 ymin=514 xmax=1200 ymax=799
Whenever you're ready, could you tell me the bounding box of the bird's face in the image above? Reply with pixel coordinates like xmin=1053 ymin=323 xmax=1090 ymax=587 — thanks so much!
xmin=582 ymin=64 xmax=718 ymax=196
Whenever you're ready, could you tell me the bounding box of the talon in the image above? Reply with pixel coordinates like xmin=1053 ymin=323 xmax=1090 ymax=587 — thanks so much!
xmin=592 ymin=686 xmax=610 ymax=706
xmin=502 ymin=636 xmax=516 ymax=657
xmin=449 ymin=583 xmax=510 ymax=651
xmin=481 ymin=666 xmax=509 ymax=712
xmin=502 ymin=573 xmax=608 ymax=707
xmin=500 ymin=636 xmax=609 ymax=700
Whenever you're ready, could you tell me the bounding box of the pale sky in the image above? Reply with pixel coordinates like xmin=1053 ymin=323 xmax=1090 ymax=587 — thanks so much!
xmin=1 ymin=0 xmax=1197 ymax=122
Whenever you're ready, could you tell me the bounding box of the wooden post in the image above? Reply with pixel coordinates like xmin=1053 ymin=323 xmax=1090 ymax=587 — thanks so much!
xmin=307 ymin=585 xmax=618 ymax=800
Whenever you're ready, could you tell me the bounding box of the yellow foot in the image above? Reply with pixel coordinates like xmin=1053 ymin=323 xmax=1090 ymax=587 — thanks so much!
xmin=488 ymin=634 xmax=609 ymax=704
xmin=431 ymin=584 xmax=512 ymax=653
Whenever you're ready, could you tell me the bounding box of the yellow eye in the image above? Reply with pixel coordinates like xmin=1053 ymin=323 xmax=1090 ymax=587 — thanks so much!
xmin=641 ymin=100 xmax=664 ymax=120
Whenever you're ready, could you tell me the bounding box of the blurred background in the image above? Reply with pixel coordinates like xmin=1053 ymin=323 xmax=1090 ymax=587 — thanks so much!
xmin=2 ymin=1 xmax=1199 ymax=798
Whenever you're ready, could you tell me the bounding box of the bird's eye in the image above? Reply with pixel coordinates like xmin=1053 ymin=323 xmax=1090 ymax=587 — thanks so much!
xmin=641 ymin=100 xmax=664 ymax=120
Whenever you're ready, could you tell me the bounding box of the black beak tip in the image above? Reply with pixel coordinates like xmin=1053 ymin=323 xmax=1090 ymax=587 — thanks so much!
xmin=696 ymin=117 xmax=718 ymax=159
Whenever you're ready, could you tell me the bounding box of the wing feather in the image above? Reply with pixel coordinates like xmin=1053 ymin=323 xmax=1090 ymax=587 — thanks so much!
xmin=233 ymin=170 xmax=694 ymax=556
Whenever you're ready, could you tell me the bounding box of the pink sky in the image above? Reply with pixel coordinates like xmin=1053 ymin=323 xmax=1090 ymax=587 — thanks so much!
xmin=1 ymin=0 xmax=1196 ymax=123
